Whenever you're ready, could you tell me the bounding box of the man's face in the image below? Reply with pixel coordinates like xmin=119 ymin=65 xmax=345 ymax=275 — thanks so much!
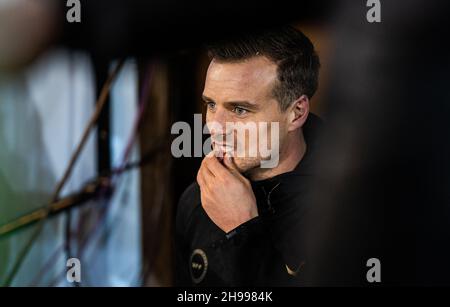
xmin=202 ymin=56 xmax=290 ymax=174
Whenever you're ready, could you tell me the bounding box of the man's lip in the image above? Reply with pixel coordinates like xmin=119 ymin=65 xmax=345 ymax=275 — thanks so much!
xmin=215 ymin=146 xmax=233 ymax=153
xmin=212 ymin=143 xmax=233 ymax=155
xmin=212 ymin=142 xmax=233 ymax=148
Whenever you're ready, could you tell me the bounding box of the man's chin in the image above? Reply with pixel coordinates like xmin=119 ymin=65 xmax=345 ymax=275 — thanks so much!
xmin=231 ymin=157 xmax=261 ymax=174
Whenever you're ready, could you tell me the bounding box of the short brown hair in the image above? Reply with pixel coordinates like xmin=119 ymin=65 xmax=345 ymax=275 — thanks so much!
xmin=207 ymin=25 xmax=320 ymax=111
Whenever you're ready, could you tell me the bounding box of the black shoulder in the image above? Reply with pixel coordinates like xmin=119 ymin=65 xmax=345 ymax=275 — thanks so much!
xmin=176 ymin=181 xmax=201 ymax=232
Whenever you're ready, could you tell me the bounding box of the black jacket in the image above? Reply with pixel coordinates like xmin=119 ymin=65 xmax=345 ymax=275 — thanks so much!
xmin=175 ymin=114 xmax=322 ymax=286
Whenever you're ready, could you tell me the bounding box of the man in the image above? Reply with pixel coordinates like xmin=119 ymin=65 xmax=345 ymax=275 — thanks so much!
xmin=175 ymin=26 xmax=321 ymax=286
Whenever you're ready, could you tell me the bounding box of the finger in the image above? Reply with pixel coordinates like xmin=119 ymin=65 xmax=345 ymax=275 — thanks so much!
xmin=203 ymin=155 xmax=229 ymax=178
xmin=199 ymin=160 xmax=215 ymax=190
xmin=201 ymin=157 xmax=216 ymax=178
xmin=197 ymin=166 xmax=213 ymax=192
xmin=211 ymin=146 xmax=225 ymax=162
xmin=196 ymin=167 xmax=205 ymax=187
xmin=223 ymin=154 xmax=244 ymax=178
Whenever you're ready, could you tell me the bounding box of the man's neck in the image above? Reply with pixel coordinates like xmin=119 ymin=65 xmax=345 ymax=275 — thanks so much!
xmin=248 ymin=131 xmax=307 ymax=181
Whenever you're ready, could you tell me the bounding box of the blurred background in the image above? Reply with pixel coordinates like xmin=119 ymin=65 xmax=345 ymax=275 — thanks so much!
xmin=1 ymin=0 xmax=449 ymax=286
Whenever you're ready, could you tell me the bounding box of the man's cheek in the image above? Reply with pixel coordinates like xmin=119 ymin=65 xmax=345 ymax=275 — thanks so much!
xmin=259 ymin=121 xmax=280 ymax=168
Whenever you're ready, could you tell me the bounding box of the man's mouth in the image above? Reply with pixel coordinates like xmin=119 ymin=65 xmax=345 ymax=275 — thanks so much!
xmin=212 ymin=142 xmax=234 ymax=155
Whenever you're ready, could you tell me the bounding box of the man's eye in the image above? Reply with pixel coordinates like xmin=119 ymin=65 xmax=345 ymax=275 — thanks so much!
xmin=233 ymin=107 xmax=248 ymax=116
xmin=206 ymin=102 xmax=216 ymax=110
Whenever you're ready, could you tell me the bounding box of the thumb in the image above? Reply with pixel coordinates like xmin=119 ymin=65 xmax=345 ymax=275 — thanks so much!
xmin=223 ymin=154 xmax=243 ymax=178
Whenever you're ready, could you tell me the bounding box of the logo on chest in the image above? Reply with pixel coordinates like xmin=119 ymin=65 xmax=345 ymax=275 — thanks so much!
xmin=190 ymin=248 xmax=208 ymax=284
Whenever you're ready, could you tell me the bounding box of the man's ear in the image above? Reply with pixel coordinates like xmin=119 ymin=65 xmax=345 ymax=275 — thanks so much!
xmin=287 ymin=95 xmax=309 ymax=132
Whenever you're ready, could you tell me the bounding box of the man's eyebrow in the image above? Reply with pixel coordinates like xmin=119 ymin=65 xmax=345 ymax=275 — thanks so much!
xmin=224 ymin=100 xmax=259 ymax=110
xmin=202 ymin=95 xmax=259 ymax=110
xmin=202 ymin=95 xmax=214 ymax=102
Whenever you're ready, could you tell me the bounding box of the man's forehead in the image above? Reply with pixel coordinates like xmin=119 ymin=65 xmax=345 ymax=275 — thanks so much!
xmin=204 ymin=56 xmax=277 ymax=100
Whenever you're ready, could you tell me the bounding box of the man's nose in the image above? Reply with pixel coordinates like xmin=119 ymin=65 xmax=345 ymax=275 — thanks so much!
xmin=207 ymin=108 xmax=230 ymax=136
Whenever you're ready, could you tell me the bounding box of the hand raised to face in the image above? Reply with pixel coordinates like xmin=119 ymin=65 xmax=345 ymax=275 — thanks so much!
xmin=196 ymin=152 xmax=258 ymax=233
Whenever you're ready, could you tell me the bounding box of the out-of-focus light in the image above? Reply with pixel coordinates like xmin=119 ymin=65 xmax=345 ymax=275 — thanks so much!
xmin=0 ymin=0 xmax=58 ymax=71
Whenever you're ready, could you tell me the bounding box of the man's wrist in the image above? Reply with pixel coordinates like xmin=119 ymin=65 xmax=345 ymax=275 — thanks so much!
xmin=225 ymin=215 xmax=261 ymax=239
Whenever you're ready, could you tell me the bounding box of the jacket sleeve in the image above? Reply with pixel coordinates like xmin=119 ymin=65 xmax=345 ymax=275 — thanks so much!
xmin=174 ymin=184 xmax=197 ymax=286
